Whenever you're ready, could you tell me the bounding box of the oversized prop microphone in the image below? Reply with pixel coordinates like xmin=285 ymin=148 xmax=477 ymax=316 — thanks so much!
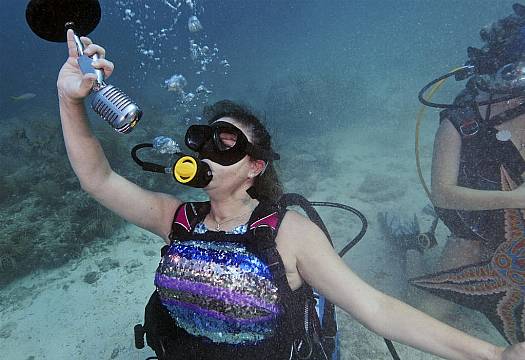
xmin=26 ymin=0 xmax=143 ymax=133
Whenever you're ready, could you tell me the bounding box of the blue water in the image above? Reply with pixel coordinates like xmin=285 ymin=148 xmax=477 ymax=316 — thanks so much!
xmin=0 ymin=0 xmax=517 ymax=359
xmin=1 ymin=0 xmax=514 ymax=121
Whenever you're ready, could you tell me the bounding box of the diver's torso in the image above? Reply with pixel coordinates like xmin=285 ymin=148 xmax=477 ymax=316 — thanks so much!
xmin=436 ymin=113 xmax=525 ymax=256
xmin=152 ymin=207 xmax=306 ymax=359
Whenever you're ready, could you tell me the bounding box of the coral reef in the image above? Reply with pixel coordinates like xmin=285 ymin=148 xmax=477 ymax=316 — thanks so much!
xmin=0 ymin=117 xmax=137 ymax=286
xmin=0 ymin=224 xmax=35 ymax=285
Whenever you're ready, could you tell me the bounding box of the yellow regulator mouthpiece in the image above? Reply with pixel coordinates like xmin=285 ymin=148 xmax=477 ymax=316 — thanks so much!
xmin=174 ymin=156 xmax=197 ymax=183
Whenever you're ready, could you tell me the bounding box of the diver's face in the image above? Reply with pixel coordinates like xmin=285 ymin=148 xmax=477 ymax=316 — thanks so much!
xmin=202 ymin=117 xmax=256 ymax=192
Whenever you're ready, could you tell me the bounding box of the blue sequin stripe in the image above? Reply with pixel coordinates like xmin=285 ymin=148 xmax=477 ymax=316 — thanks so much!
xmin=164 ymin=241 xmax=273 ymax=279
xmin=158 ymin=291 xmax=279 ymax=324
xmin=161 ymin=298 xmax=275 ymax=344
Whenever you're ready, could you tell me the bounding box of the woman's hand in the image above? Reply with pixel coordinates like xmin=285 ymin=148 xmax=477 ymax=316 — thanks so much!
xmin=57 ymin=29 xmax=115 ymax=105
xmin=501 ymin=342 xmax=525 ymax=360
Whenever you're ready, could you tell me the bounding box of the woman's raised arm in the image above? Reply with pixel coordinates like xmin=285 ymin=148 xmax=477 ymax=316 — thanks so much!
xmin=57 ymin=29 xmax=181 ymax=242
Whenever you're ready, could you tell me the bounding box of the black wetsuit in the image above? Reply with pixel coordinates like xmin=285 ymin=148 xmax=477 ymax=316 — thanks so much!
xmin=436 ymin=108 xmax=525 ymax=259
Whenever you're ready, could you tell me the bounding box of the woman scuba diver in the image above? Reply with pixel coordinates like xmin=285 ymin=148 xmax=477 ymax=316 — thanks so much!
xmin=57 ymin=25 xmax=524 ymax=360
xmin=414 ymin=2 xmax=525 ymax=346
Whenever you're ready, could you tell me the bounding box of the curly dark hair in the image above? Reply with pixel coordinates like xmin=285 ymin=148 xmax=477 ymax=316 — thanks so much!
xmin=202 ymin=100 xmax=283 ymax=202
xmin=468 ymin=3 xmax=525 ymax=75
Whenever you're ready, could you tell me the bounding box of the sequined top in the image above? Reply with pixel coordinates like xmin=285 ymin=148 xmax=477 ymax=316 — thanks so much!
xmin=154 ymin=222 xmax=282 ymax=345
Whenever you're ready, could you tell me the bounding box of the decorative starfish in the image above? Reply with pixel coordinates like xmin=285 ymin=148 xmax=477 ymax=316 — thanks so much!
xmin=410 ymin=166 xmax=525 ymax=344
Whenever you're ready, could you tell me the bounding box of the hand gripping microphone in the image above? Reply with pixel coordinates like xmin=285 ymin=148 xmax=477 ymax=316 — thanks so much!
xmin=26 ymin=0 xmax=143 ymax=134
xmin=68 ymin=22 xmax=142 ymax=133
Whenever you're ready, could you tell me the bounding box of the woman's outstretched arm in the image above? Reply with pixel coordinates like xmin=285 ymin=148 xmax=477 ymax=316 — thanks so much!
xmin=279 ymin=211 xmax=524 ymax=360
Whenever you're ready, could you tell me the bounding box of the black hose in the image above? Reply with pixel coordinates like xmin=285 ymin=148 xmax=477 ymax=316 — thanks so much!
xmin=280 ymin=194 xmax=400 ymax=360
xmin=418 ymin=70 xmax=460 ymax=109
xmin=384 ymin=338 xmax=401 ymax=360
xmin=131 ymin=143 xmax=171 ymax=174
xmin=418 ymin=68 xmax=520 ymax=110
xmin=309 ymin=201 xmax=367 ymax=257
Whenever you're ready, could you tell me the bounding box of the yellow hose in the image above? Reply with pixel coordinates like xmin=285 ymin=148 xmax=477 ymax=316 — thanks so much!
xmin=415 ymin=68 xmax=461 ymax=201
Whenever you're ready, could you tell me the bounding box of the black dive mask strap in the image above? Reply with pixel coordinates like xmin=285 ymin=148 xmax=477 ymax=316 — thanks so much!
xmin=245 ymin=143 xmax=280 ymax=161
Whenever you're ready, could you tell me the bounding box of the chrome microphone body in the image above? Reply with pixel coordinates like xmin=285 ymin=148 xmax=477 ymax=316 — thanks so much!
xmin=90 ymin=83 xmax=142 ymax=134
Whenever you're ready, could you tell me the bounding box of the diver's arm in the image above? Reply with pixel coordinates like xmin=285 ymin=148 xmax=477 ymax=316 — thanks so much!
xmin=284 ymin=212 xmax=517 ymax=360
xmin=431 ymin=118 xmax=521 ymax=210
xmin=57 ymin=30 xmax=180 ymax=242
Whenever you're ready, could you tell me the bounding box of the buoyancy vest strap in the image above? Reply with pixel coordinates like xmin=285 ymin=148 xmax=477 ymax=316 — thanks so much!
xmin=169 ymin=201 xmax=210 ymax=241
xmin=246 ymin=202 xmax=307 ymax=344
xmin=441 ymin=105 xmax=525 ymax=179
xmin=250 ymin=211 xmax=279 ymax=230
xmin=442 ymin=105 xmax=484 ymax=139
xmin=247 ymin=208 xmax=284 ymax=278
xmin=174 ymin=203 xmax=192 ymax=232
xmin=489 ymin=101 xmax=525 ymax=126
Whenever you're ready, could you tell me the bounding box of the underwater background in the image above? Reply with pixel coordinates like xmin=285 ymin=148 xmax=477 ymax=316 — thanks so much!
xmin=0 ymin=0 xmax=518 ymax=359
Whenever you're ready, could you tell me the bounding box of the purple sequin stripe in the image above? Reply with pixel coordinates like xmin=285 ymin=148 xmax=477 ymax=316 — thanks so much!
xmin=155 ymin=273 xmax=280 ymax=313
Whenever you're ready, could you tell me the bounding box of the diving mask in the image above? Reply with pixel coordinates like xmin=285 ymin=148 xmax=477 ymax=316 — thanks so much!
xmin=475 ymin=61 xmax=525 ymax=94
xmin=419 ymin=4 xmax=525 ymax=109
xmin=468 ymin=9 xmax=525 ymax=96
xmin=185 ymin=121 xmax=280 ymax=166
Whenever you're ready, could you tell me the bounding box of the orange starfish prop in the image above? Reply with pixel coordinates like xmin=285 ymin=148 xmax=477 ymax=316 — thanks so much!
xmin=411 ymin=166 xmax=525 ymax=344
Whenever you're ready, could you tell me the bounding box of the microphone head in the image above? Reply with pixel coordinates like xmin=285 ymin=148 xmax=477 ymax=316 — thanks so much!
xmin=90 ymin=85 xmax=142 ymax=133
